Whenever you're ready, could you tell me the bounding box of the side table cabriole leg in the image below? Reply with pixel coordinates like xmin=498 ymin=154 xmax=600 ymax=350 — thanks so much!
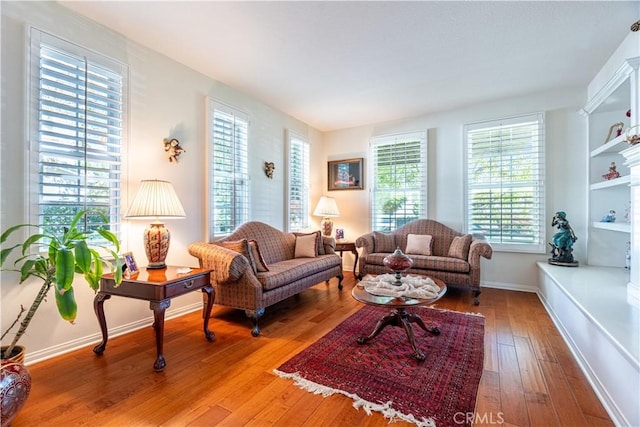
xmin=150 ymin=299 xmax=171 ymax=372
xmin=92 ymin=292 xmax=112 ymax=355
xmin=201 ymin=285 xmax=215 ymax=341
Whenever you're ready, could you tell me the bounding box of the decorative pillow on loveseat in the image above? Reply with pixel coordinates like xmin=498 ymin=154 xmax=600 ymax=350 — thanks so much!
xmin=405 ymin=233 xmax=433 ymax=255
xmin=249 ymin=239 xmax=269 ymax=272
xmin=294 ymin=233 xmax=319 ymax=258
xmin=217 ymin=239 xmax=257 ymax=274
xmin=294 ymin=230 xmax=324 ymax=255
xmin=448 ymin=234 xmax=473 ymax=260
xmin=373 ymin=231 xmax=396 ymax=253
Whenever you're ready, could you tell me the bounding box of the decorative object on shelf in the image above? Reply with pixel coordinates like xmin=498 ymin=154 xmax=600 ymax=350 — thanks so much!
xmin=0 ymin=360 xmax=31 ymax=426
xmin=163 ymin=138 xmax=185 ymax=163
xmin=604 ymin=122 xmax=624 ymax=144
xmin=335 ymin=228 xmax=344 ymax=240
xmin=624 ymin=201 xmax=631 ymax=223
xmin=602 ymin=161 xmax=621 ymax=180
xmin=548 ymin=211 xmax=579 ymax=267
xmin=383 ymin=247 xmax=414 ymax=286
xmin=627 ymin=109 xmax=631 ymax=118
xmin=264 ymin=161 xmax=275 ymax=179
xmin=625 ymin=241 xmax=631 ymax=270
xmin=626 ymin=125 xmax=640 ymax=146
xmin=600 ymin=210 xmax=616 ymax=223
xmin=313 ymin=196 xmax=340 ymax=236
xmin=126 ymin=179 xmax=186 ymax=269
xmin=327 ymin=158 xmax=364 ymax=191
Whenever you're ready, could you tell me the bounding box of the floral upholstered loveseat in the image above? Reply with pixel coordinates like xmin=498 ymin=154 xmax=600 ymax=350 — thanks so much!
xmin=188 ymin=221 xmax=343 ymax=336
xmin=355 ymin=219 xmax=492 ymax=305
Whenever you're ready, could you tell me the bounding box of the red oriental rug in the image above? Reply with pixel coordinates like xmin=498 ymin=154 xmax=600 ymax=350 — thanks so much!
xmin=274 ymin=305 xmax=485 ymax=427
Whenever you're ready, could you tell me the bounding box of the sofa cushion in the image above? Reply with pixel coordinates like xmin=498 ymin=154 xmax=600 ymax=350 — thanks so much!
xmin=249 ymin=239 xmax=269 ymax=272
xmin=257 ymin=256 xmax=341 ymax=290
xmin=448 ymin=234 xmax=472 ymax=260
xmin=365 ymin=253 xmax=470 ymax=274
xmin=405 ymin=234 xmax=433 ymax=255
xmin=373 ymin=231 xmax=396 ymax=253
xmin=294 ymin=233 xmax=318 ymax=258
xmin=216 ymin=239 xmax=257 ymax=274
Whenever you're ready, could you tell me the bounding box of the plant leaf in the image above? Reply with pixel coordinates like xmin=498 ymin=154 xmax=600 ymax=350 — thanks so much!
xmin=97 ymin=229 xmax=120 ymax=253
xmin=1 ymin=244 xmax=21 ymax=266
xmin=74 ymin=240 xmax=91 ymax=273
xmin=54 ymin=286 xmax=77 ymax=323
xmin=55 ymin=247 xmax=75 ymax=291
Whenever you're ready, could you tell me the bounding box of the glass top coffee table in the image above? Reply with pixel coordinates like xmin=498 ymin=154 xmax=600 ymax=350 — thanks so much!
xmin=351 ymin=276 xmax=447 ymax=361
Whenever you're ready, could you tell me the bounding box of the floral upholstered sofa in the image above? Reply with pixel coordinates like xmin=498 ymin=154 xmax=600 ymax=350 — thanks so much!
xmin=188 ymin=221 xmax=343 ymax=336
xmin=355 ymin=219 xmax=492 ymax=305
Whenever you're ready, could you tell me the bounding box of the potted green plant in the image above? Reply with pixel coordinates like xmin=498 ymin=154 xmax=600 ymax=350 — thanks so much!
xmin=0 ymin=210 xmax=123 ymax=361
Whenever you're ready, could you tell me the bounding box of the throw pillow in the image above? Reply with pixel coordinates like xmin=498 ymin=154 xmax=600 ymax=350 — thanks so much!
xmin=405 ymin=233 xmax=433 ymax=256
xmin=372 ymin=231 xmax=396 ymax=253
xmin=295 ymin=231 xmax=324 ymax=255
xmin=248 ymin=239 xmax=269 ymax=272
xmin=294 ymin=233 xmax=318 ymax=258
xmin=448 ymin=234 xmax=473 ymax=260
xmin=216 ymin=239 xmax=257 ymax=274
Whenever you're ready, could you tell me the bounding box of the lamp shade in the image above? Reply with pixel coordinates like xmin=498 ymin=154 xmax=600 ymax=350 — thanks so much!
xmin=313 ymin=196 xmax=340 ymax=218
xmin=125 ymin=180 xmax=186 ymax=219
xmin=125 ymin=180 xmax=185 ymax=269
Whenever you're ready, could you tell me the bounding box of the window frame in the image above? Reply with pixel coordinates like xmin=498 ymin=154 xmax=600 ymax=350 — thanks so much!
xmin=369 ymin=131 xmax=428 ymax=232
xmin=206 ymin=99 xmax=250 ymax=240
xmin=286 ymin=130 xmax=310 ymax=232
xmin=464 ymin=112 xmax=546 ymax=253
xmin=28 ymin=27 xmax=128 ymax=245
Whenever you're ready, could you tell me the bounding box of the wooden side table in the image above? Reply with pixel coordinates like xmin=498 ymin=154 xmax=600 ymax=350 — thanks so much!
xmin=335 ymin=240 xmax=359 ymax=278
xmin=93 ymin=266 xmax=214 ymax=372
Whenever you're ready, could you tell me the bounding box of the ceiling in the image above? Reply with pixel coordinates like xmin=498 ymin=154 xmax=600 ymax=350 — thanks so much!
xmin=59 ymin=1 xmax=639 ymax=132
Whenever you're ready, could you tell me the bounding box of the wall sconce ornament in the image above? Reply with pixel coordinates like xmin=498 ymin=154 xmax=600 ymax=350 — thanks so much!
xmin=264 ymin=161 xmax=275 ymax=179
xmin=163 ymin=138 xmax=186 ymax=163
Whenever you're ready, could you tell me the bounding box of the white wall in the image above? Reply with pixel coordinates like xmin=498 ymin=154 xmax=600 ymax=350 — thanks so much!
xmin=321 ymin=88 xmax=588 ymax=291
xmin=0 ymin=1 xmax=324 ymax=363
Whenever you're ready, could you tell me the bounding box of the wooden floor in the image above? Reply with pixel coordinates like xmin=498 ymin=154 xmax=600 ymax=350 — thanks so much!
xmin=13 ymin=275 xmax=613 ymax=427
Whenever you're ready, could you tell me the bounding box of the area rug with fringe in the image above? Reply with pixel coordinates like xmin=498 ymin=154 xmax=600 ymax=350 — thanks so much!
xmin=274 ymin=305 xmax=485 ymax=427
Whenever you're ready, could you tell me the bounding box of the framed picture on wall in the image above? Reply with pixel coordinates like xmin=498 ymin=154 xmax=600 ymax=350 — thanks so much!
xmin=328 ymin=158 xmax=364 ymax=191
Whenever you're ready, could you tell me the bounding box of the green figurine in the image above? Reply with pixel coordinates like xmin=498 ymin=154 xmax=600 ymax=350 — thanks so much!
xmin=549 ymin=211 xmax=578 ymax=266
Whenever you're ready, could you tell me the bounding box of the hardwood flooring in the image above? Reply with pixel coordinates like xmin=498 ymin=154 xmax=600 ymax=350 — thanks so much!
xmin=13 ymin=275 xmax=613 ymax=426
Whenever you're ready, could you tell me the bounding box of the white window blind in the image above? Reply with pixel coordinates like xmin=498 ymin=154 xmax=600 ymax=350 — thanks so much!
xmin=465 ymin=113 xmax=545 ymax=252
xmin=370 ymin=131 xmax=427 ymax=231
xmin=30 ymin=29 xmax=126 ymax=242
xmin=207 ymin=100 xmax=249 ymax=238
xmin=287 ymin=132 xmax=310 ymax=231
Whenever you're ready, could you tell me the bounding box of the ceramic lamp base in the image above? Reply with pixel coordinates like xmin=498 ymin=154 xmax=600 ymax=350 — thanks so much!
xmin=321 ymin=217 xmax=333 ymax=237
xmin=144 ymin=223 xmax=170 ymax=269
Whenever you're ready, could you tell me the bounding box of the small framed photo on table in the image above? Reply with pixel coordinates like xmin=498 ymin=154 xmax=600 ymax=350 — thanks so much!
xmin=328 ymin=158 xmax=364 ymax=191
xmin=122 ymin=252 xmax=138 ymax=277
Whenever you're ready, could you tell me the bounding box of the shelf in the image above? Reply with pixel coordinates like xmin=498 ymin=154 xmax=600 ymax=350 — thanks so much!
xmin=592 ymin=222 xmax=631 ymax=233
xmin=590 ymin=175 xmax=631 ymax=190
xmin=590 ymin=133 xmax=628 ymax=157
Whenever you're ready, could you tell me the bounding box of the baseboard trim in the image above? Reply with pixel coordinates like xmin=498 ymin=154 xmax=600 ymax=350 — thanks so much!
xmin=481 ymin=280 xmax=538 ymax=293
xmin=25 ymin=302 xmax=203 ymax=366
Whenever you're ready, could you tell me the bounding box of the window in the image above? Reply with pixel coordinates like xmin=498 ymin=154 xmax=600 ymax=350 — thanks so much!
xmin=287 ymin=131 xmax=310 ymax=231
xmin=464 ymin=113 xmax=545 ymax=252
xmin=207 ymin=100 xmax=249 ymax=238
xmin=370 ymin=131 xmax=427 ymax=231
xmin=29 ymin=29 xmax=127 ymax=243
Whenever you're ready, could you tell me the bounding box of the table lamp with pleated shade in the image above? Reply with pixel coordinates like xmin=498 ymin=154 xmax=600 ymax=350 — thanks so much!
xmin=125 ymin=179 xmax=186 ymax=269
xmin=313 ymin=196 xmax=340 ymax=237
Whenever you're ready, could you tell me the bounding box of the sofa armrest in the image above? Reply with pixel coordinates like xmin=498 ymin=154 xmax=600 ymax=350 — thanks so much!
xmin=355 ymin=232 xmax=375 ymax=257
xmin=469 ymin=234 xmax=493 ymax=263
xmin=188 ymin=242 xmax=252 ymax=284
xmin=322 ymin=236 xmax=336 ymax=254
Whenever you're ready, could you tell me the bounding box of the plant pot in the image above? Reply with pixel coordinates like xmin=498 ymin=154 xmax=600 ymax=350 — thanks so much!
xmin=0 ymin=355 xmax=31 ymax=426
xmin=1 ymin=346 xmax=26 ymax=365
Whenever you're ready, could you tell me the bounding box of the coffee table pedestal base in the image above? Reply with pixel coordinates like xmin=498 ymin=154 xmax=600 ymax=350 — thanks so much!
xmin=357 ymin=307 xmax=440 ymax=361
